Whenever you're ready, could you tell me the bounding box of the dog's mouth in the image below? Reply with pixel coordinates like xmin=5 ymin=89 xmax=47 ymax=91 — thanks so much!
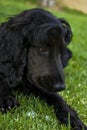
xmin=27 ymin=75 xmax=65 ymax=92
xmin=34 ymin=76 xmax=65 ymax=93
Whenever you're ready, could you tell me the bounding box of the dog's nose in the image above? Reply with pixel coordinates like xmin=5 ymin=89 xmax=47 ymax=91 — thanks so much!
xmin=53 ymin=83 xmax=65 ymax=91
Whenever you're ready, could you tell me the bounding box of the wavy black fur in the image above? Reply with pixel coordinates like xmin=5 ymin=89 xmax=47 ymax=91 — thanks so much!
xmin=0 ymin=8 xmax=86 ymax=130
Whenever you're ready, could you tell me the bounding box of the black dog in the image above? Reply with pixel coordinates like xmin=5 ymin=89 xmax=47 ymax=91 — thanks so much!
xmin=0 ymin=8 xmax=87 ymax=129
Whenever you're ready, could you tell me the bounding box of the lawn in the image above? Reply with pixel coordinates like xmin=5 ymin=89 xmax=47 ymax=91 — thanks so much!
xmin=0 ymin=0 xmax=87 ymax=130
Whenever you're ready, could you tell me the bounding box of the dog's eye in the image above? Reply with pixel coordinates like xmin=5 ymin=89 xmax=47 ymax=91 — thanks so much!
xmin=39 ymin=47 xmax=49 ymax=55
xmin=39 ymin=48 xmax=48 ymax=52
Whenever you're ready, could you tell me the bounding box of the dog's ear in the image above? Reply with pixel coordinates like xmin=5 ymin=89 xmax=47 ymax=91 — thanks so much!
xmin=0 ymin=17 xmax=28 ymax=87
xmin=61 ymin=48 xmax=72 ymax=68
xmin=59 ymin=19 xmax=73 ymax=45
xmin=59 ymin=19 xmax=73 ymax=67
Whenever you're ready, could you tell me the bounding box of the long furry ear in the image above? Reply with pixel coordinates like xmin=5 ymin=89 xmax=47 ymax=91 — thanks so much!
xmin=0 ymin=16 xmax=28 ymax=87
xmin=61 ymin=48 xmax=72 ymax=68
xmin=59 ymin=18 xmax=73 ymax=45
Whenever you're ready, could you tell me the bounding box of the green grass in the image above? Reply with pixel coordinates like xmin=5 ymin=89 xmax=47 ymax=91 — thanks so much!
xmin=0 ymin=0 xmax=87 ymax=129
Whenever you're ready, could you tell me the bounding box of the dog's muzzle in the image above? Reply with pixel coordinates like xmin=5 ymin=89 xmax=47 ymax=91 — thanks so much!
xmin=36 ymin=76 xmax=65 ymax=92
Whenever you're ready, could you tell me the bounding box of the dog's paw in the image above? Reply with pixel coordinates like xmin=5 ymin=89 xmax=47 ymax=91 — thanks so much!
xmin=0 ymin=95 xmax=19 ymax=112
xmin=70 ymin=117 xmax=87 ymax=130
xmin=84 ymin=126 xmax=87 ymax=130
xmin=57 ymin=111 xmax=87 ymax=130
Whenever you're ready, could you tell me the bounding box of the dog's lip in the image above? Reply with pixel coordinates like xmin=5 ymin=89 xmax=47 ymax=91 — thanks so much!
xmin=41 ymin=83 xmax=65 ymax=93
xmin=53 ymin=83 xmax=65 ymax=91
xmin=29 ymin=77 xmax=65 ymax=92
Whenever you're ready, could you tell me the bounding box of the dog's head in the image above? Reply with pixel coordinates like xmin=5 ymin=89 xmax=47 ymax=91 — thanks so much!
xmin=6 ymin=9 xmax=72 ymax=92
xmin=24 ymin=9 xmax=73 ymax=93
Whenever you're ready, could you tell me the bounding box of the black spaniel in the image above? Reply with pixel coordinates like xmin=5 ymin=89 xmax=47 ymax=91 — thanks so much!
xmin=0 ymin=8 xmax=86 ymax=130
